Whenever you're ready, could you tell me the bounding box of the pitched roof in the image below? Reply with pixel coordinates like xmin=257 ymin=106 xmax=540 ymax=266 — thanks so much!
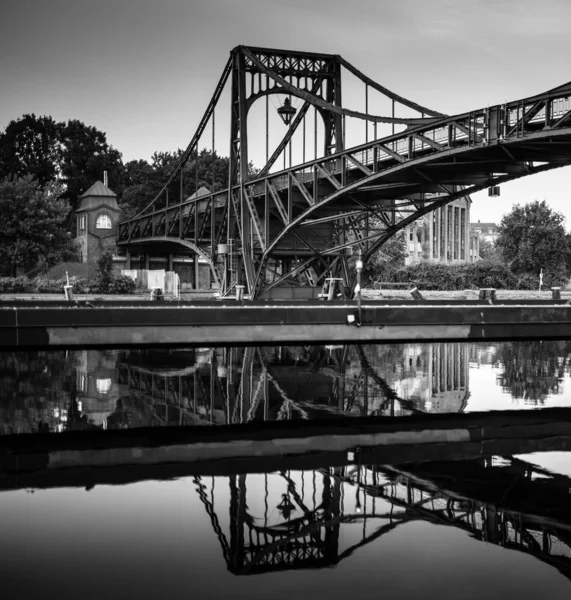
xmin=187 ymin=186 xmax=211 ymax=201
xmin=80 ymin=181 xmax=117 ymax=198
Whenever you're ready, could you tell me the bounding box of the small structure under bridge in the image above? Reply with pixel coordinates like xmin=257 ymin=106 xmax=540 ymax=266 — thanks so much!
xmin=118 ymin=45 xmax=571 ymax=299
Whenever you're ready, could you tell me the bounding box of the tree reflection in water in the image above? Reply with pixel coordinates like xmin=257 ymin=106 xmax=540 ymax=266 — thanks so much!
xmin=495 ymin=340 xmax=571 ymax=404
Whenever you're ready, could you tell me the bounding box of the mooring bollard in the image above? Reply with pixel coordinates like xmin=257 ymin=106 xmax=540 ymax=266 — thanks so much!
xmin=63 ymin=285 xmax=74 ymax=302
xmin=236 ymin=285 xmax=244 ymax=301
xmin=479 ymin=288 xmax=496 ymax=301
xmin=552 ymin=287 xmax=561 ymax=300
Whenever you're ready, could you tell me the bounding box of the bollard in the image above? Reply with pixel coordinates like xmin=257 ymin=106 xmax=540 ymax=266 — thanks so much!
xmin=410 ymin=287 xmax=424 ymax=301
xmin=552 ymin=287 xmax=561 ymax=300
xmin=63 ymin=285 xmax=74 ymax=302
xmin=479 ymin=288 xmax=496 ymax=301
xmin=236 ymin=285 xmax=245 ymax=301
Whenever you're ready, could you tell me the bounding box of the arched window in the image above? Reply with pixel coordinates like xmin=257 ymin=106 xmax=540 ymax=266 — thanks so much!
xmin=96 ymin=378 xmax=112 ymax=394
xmin=96 ymin=213 xmax=112 ymax=229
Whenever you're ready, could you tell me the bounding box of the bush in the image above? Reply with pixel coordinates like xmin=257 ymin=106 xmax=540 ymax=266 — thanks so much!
xmin=93 ymin=252 xmax=114 ymax=293
xmin=0 ymin=276 xmax=34 ymax=293
xmin=31 ymin=276 xmax=89 ymax=294
xmin=0 ymin=273 xmax=135 ymax=296
xmin=386 ymin=261 xmax=522 ymax=291
xmin=107 ymin=275 xmax=136 ymax=294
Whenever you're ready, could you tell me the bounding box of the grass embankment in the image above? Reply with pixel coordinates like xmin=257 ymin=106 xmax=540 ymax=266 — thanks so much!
xmin=1 ymin=289 xmax=569 ymax=302
xmin=362 ymin=289 xmax=571 ymax=301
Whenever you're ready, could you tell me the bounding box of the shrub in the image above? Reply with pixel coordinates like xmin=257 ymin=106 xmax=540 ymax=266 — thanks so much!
xmin=0 ymin=274 xmax=134 ymax=296
xmin=107 ymin=275 xmax=136 ymax=294
xmin=0 ymin=276 xmax=34 ymax=293
xmin=386 ymin=261 xmax=521 ymax=291
xmin=31 ymin=276 xmax=89 ymax=294
xmin=93 ymin=251 xmax=114 ymax=293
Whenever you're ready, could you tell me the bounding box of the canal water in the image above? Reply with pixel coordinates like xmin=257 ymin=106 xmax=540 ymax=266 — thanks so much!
xmin=2 ymin=340 xmax=571 ymax=598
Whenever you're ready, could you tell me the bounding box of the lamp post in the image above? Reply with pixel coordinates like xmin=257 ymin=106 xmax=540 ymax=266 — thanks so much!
xmin=355 ymin=249 xmax=363 ymax=325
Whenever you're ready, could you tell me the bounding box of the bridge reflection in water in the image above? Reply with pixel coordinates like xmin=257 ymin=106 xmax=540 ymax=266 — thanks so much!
xmin=197 ymin=453 xmax=571 ymax=580
xmin=5 ymin=339 xmax=571 ymax=435
xmin=1 ymin=342 xmax=473 ymax=434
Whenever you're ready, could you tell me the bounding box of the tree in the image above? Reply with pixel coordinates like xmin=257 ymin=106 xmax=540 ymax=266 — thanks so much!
xmin=496 ymin=200 xmax=570 ymax=284
xmin=478 ymin=238 xmax=501 ymax=263
xmin=59 ymin=119 xmax=124 ymax=211
xmin=0 ymin=115 xmax=124 ymax=215
xmin=0 ymin=114 xmax=62 ymax=186
xmin=368 ymin=231 xmax=407 ymax=277
xmin=119 ymin=148 xmax=232 ymax=218
xmin=0 ymin=176 xmax=75 ymax=276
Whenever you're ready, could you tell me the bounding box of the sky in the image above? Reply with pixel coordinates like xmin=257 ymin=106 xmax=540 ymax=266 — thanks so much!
xmin=2 ymin=0 xmax=571 ymax=225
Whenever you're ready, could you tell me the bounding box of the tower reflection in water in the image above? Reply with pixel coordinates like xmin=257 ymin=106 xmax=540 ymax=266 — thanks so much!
xmin=196 ymin=453 xmax=571 ymax=580
xmin=0 ymin=343 xmax=471 ymax=434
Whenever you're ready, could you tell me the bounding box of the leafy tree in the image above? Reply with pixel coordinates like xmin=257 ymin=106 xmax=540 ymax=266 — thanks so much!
xmin=0 ymin=176 xmax=75 ymax=276
xmin=120 ymin=148 xmax=232 ymax=218
xmin=478 ymin=238 xmax=501 ymax=263
xmin=59 ymin=119 xmax=124 ymax=211
xmin=496 ymin=200 xmax=570 ymax=284
xmin=0 ymin=115 xmax=124 ymax=215
xmin=0 ymin=114 xmax=62 ymax=186
xmin=368 ymin=230 xmax=407 ymax=278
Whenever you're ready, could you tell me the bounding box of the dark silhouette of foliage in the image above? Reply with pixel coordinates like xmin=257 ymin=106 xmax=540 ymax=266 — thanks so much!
xmin=0 ymin=114 xmax=124 ymax=215
xmin=0 ymin=176 xmax=75 ymax=276
xmin=496 ymin=200 xmax=570 ymax=285
xmin=495 ymin=341 xmax=571 ymax=404
xmin=0 ymin=114 xmax=62 ymax=186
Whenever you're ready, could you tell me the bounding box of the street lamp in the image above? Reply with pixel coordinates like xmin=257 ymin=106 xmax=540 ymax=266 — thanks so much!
xmin=277 ymin=97 xmax=297 ymax=125
xmin=355 ymin=249 xmax=363 ymax=325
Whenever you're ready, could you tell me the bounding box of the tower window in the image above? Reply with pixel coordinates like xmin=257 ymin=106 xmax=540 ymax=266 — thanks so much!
xmin=96 ymin=378 xmax=112 ymax=394
xmin=96 ymin=214 xmax=112 ymax=229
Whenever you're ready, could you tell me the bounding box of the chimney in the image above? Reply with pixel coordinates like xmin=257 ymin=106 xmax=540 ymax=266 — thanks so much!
xmin=103 ymin=171 xmax=108 ymax=187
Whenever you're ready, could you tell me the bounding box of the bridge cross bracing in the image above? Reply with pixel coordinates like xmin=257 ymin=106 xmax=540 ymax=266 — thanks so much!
xmin=118 ymin=45 xmax=571 ymax=299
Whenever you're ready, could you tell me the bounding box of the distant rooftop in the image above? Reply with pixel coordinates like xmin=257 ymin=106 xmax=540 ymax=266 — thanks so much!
xmin=80 ymin=181 xmax=117 ymax=198
xmin=187 ymin=186 xmax=211 ymax=201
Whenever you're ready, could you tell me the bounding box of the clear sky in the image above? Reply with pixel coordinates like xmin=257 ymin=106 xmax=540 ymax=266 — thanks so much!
xmin=2 ymin=0 xmax=571 ymax=225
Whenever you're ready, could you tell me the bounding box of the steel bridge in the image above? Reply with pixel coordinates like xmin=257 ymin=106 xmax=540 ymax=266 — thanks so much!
xmin=118 ymin=45 xmax=571 ymax=298
xmin=196 ymin=454 xmax=571 ymax=579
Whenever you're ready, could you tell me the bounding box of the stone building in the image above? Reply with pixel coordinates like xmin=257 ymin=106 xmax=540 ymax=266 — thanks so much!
xmin=75 ymin=181 xmax=123 ymax=277
xmin=403 ymin=196 xmax=480 ymax=265
xmin=471 ymin=221 xmax=500 ymax=244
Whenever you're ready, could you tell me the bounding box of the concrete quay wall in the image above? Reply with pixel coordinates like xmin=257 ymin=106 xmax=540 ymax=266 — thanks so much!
xmin=2 ymin=300 xmax=571 ymax=347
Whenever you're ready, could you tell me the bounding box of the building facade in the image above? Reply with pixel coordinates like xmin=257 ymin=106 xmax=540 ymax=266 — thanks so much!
xmin=75 ymin=181 xmax=123 ymax=277
xmin=403 ymin=196 xmax=480 ymax=265
xmin=471 ymin=221 xmax=500 ymax=244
